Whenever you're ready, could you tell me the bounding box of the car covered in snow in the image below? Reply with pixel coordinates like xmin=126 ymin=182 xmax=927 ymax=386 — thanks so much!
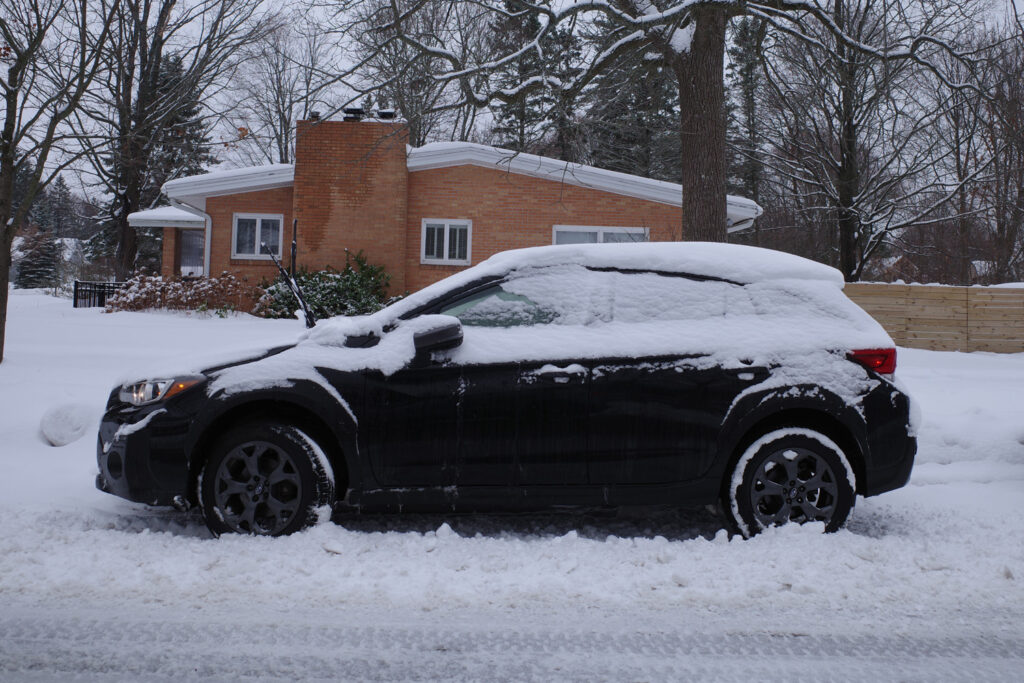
xmin=96 ymin=242 xmax=917 ymax=537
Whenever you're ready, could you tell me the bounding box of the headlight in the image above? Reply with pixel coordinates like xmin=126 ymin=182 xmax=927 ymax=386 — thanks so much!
xmin=118 ymin=376 xmax=205 ymax=406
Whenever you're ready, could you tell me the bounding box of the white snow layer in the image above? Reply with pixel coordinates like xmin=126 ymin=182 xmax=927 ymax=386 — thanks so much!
xmin=39 ymin=403 xmax=95 ymax=447
xmin=211 ymin=250 xmax=886 ymax=405
xmin=1 ymin=292 xmax=1022 ymax=677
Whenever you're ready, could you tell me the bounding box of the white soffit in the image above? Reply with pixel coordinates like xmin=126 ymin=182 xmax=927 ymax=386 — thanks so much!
xmin=407 ymin=142 xmax=763 ymax=224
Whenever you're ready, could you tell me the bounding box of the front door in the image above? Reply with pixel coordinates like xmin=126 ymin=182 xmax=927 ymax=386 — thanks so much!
xmin=179 ymin=229 xmax=205 ymax=277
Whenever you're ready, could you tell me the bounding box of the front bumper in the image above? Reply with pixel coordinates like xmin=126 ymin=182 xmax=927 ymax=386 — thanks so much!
xmin=96 ymin=399 xmax=195 ymax=507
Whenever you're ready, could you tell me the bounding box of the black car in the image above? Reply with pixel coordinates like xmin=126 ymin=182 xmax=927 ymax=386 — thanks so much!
xmin=97 ymin=243 xmax=916 ymax=537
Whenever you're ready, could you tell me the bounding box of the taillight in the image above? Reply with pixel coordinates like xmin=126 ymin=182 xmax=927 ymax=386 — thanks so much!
xmin=848 ymin=348 xmax=897 ymax=375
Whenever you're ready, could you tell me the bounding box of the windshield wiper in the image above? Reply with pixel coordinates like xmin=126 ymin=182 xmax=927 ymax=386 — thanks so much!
xmin=261 ymin=236 xmax=316 ymax=329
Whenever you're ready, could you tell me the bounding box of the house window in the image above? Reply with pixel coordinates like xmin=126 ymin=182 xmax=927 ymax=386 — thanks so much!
xmin=232 ymin=213 xmax=283 ymax=259
xmin=552 ymin=225 xmax=649 ymax=245
xmin=422 ymin=219 xmax=471 ymax=265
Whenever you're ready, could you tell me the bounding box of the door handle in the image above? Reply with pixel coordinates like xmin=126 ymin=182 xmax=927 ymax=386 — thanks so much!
xmin=532 ymin=363 xmax=587 ymax=384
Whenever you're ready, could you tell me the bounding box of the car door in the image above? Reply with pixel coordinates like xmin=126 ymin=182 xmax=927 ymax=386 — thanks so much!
xmin=585 ymin=271 xmax=764 ymax=484
xmin=361 ymin=363 xmax=462 ymax=487
xmin=587 ymin=356 xmax=731 ymax=484
xmin=436 ymin=266 xmax=607 ymax=488
xmin=516 ymin=359 xmax=590 ymax=485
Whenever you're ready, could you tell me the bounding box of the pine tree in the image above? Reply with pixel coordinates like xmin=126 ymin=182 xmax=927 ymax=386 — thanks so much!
xmin=488 ymin=1 xmax=583 ymax=160
xmin=488 ymin=1 xmax=548 ymax=152
xmin=580 ymin=55 xmax=680 ymax=182
xmin=88 ymin=54 xmax=216 ymax=275
xmin=14 ymin=228 xmax=61 ymax=290
xmin=726 ymin=18 xmax=766 ymax=204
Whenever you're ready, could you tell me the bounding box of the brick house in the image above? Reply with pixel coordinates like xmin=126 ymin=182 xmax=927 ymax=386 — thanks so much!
xmin=128 ymin=117 xmax=762 ymax=294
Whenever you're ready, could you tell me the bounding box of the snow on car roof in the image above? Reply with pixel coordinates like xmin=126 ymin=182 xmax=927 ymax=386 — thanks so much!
xmin=381 ymin=242 xmax=844 ymax=322
xmin=482 ymin=242 xmax=842 ymax=284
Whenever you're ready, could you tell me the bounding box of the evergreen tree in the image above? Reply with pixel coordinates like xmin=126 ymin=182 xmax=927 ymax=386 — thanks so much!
xmin=488 ymin=1 xmax=583 ymax=160
xmin=14 ymin=228 xmax=61 ymax=290
xmin=488 ymin=1 xmax=547 ymax=152
xmin=580 ymin=55 xmax=680 ymax=182
xmin=726 ymin=18 xmax=766 ymax=204
xmin=10 ymin=158 xmax=41 ymax=228
xmin=88 ymin=54 xmax=216 ymax=275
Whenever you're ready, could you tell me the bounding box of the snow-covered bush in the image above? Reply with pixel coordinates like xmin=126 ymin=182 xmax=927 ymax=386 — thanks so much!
xmin=106 ymin=272 xmax=258 ymax=315
xmin=253 ymin=252 xmax=398 ymax=320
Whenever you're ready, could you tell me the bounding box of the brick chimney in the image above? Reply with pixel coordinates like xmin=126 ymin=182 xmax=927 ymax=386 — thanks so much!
xmin=293 ymin=119 xmax=410 ymax=292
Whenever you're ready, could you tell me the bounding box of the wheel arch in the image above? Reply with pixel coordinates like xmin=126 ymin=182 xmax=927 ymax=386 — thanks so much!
xmin=186 ymin=396 xmax=354 ymax=505
xmin=718 ymin=404 xmax=868 ymax=498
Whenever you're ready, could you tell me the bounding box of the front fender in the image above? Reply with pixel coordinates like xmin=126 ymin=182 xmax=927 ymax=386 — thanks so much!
xmin=184 ymin=378 xmax=361 ymax=497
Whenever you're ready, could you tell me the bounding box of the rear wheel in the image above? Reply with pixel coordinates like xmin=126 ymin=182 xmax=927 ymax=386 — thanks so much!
xmin=725 ymin=428 xmax=855 ymax=538
xmin=200 ymin=422 xmax=335 ymax=537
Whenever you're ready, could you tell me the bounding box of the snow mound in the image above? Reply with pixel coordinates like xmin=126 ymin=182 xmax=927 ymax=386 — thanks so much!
xmin=40 ymin=403 xmax=95 ymax=447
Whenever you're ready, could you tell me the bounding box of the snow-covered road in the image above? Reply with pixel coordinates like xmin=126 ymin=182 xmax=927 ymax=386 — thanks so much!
xmin=1 ymin=292 xmax=1022 ymax=680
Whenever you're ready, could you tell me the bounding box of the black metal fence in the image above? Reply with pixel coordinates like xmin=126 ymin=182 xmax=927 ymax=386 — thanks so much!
xmin=73 ymin=281 xmax=125 ymax=308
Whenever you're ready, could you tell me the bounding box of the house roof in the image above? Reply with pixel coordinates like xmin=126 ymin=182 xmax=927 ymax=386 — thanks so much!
xmin=159 ymin=143 xmax=762 ymax=229
xmin=126 ymin=206 xmax=206 ymax=228
xmin=407 ymin=142 xmax=763 ymax=229
xmin=162 ymin=164 xmax=294 ymax=211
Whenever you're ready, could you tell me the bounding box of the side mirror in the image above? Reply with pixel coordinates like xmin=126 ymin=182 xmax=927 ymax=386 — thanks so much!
xmin=413 ymin=317 xmax=463 ymax=355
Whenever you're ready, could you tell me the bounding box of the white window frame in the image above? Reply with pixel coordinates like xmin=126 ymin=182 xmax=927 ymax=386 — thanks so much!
xmin=232 ymin=213 xmax=284 ymax=260
xmin=421 ymin=218 xmax=472 ymax=266
xmin=552 ymin=225 xmax=649 ymax=245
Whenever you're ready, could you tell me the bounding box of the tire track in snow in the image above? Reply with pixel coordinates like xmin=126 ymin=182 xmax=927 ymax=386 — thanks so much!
xmin=1 ymin=612 xmax=1021 ymax=681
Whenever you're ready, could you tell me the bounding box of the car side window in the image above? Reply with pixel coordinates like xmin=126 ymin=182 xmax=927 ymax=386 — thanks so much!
xmin=605 ymin=271 xmax=752 ymax=322
xmin=438 ymin=265 xmax=608 ymax=327
xmin=440 ymin=285 xmax=555 ymax=327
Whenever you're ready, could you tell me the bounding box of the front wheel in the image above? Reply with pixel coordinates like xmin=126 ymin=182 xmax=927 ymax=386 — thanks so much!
xmin=724 ymin=428 xmax=856 ymax=538
xmin=199 ymin=422 xmax=335 ymax=537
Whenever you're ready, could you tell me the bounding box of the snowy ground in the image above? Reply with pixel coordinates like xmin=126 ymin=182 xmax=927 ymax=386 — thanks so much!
xmin=1 ymin=290 xmax=1022 ymax=681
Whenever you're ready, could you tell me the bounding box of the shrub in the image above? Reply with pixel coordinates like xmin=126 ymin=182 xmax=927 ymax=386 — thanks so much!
xmin=253 ymin=251 xmax=398 ymax=320
xmin=106 ymin=272 xmax=258 ymax=315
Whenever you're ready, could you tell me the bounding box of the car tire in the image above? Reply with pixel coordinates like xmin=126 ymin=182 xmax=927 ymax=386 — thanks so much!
xmin=724 ymin=428 xmax=856 ymax=538
xmin=199 ymin=422 xmax=335 ymax=537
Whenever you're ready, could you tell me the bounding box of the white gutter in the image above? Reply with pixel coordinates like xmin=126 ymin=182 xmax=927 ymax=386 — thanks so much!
xmin=169 ymin=198 xmax=212 ymax=277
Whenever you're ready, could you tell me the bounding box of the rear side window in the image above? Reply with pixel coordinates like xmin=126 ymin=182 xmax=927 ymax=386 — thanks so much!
xmin=603 ymin=271 xmax=753 ymax=323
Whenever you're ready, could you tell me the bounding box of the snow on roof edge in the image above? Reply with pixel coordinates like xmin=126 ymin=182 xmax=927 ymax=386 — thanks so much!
xmin=408 ymin=142 xmax=763 ymax=222
xmin=127 ymin=206 xmax=206 ymax=228
xmin=159 ymin=144 xmax=762 ymax=225
xmin=162 ymin=164 xmax=294 ymax=200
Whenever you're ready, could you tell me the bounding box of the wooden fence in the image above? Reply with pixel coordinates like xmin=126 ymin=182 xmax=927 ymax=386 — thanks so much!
xmin=845 ymin=283 xmax=1024 ymax=353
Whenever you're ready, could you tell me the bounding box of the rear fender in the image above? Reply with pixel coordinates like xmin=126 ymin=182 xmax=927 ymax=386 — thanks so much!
xmin=713 ymin=385 xmax=871 ymax=493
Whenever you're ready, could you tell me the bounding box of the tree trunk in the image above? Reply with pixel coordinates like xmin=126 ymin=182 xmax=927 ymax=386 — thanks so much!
xmin=835 ymin=2 xmax=860 ymax=281
xmin=0 ymin=150 xmax=13 ymax=363
xmin=674 ymin=9 xmax=728 ymax=242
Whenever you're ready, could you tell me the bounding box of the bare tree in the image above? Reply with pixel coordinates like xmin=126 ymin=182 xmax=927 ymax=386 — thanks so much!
xmin=977 ymin=31 xmax=1024 ymax=282
xmin=229 ymin=16 xmax=348 ymax=165
xmin=348 ymin=0 xmax=491 ymax=146
xmin=1 ymin=0 xmax=120 ymax=363
xmin=73 ymin=0 xmax=272 ymax=279
xmin=372 ymin=0 xmax=990 ymax=244
xmin=756 ymin=0 xmax=987 ymax=280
